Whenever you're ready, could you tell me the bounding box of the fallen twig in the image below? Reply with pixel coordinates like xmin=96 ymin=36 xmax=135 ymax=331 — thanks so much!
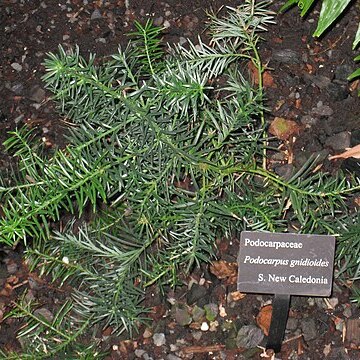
xmin=182 ymin=344 xmax=225 ymax=354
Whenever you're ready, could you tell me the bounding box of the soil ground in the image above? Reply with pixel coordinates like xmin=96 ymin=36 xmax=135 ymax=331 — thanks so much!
xmin=0 ymin=1 xmax=360 ymax=359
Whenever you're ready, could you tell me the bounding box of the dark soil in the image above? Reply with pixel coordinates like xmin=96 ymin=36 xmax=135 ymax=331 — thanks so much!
xmin=0 ymin=1 xmax=360 ymax=359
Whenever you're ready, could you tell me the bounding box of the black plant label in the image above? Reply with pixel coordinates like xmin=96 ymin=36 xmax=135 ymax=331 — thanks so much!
xmin=237 ymin=231 xmax=335 ymax=296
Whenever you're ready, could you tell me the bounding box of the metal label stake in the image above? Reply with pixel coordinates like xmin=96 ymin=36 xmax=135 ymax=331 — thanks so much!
xmin=266 ymin=294 xmax=291 ymax=353
xmin=237 ymin=231 xmax=336 ymax=355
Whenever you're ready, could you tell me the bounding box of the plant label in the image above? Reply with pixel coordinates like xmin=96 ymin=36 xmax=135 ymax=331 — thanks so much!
xmin=237 ymin=231 xmax=335 ymax=296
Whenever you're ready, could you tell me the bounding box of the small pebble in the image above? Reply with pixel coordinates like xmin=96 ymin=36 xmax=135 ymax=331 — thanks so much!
xmin=14 ymin=114 xmax=24 ymax=124
xmin=200 ymin=322 xmax=209 ymax=331
xmin=286 ymin=317 xmax=298 ymax=331
xmin=300 ymin=318 xmax=318 ymax=341
xmin=11 ymin=63 xmax=23 ymax=71
xmin=6 ymin=262 xmax=18 ymax=274
xmin=272 ymin=49 xmax=301 ymax=64
xmin=192 ymin=305 xmax=205 ymax=322
xmin=300 ymin=115 xmax=317 ymax=127
xmin=135 ymin=349 xmax=147 ymax=358
xmin=91 ymin=9 xmax=102 ymax=20
xmin=192 ymin=331 xmax=202 ymax=341
xmin=325 ymin=132 xmax=351 ymax=151
xmin=175 ymin=306 xmax=192 ymax=326
xmin=11 ymin=83 xmax=24 ymax=95
xmin=25 ymin=289 xmax=36 ymax=302
xmin=204 ymin=303 xmax=218 ymax=321
xmin=236 ymin=325 xmax=264 ymax=348
xmin=153 ymin=16 xmax=163 ymax=26
xmin=143 ymin=327 xmax=152 ymax=338
xmin=153 ymin=332 xmax=166 ymax=346
xmin=29 ymin=85 xmax=46 ymax=103
xmin=34 ymin=307 xmax=54 ymax=323
xmin=209 ymin=320 xmax=219 ymax=332
xmin=326 ymin=297 xmax=339 ymax=310
xmin=307 ymin=298 xmax=315 ymax=307
xmin=95 ymin=38 xmax=106 ymax=44
xmin=312 ymin=104 xmax=334 ymax=116
xmin=169 ymin=344 xmax=178 ymax=351
xmin=219 ymin=304 xmax=227 ymax=317
xmin=179 ymin=37 xmax=187 ymax=46
xmin=166 ymin=355 xmax=182 ymax=360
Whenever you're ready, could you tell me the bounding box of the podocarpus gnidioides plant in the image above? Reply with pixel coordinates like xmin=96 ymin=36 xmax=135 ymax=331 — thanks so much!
xmin=0 ymin=1 xmax=359 ymax=357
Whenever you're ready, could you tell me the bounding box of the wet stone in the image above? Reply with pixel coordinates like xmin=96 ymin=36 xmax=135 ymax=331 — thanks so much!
xmin=311 ymin=104 xmax=334 ymax=117
xmin=28 ymin=85 xmax=46 ymax=103
xmin=325 ymin=131 xmax=351 ymax=150
xmin=305 ymin=74 xmax=331 ymax=89
xmin=204 ymin=303 xmax=218 ymax=321
xmin=192 ymin=305 xmax=205 ymax=322
xmin=95 ymin=37 xmax=107 ymax=43
xmin=11 ymin=62 xmax=23 ymax=71
xmin=272 ymin=49 xmax=301 ymax=64
xmin=10 ymin=83 xmax=24 ymax=95
xmin=192 ymin=331 xmax=202 ymax=341
xmin=174 ymin=306 xmax=192 ymax=326
xmin=274 ymin=163 xmax=294 ymax=180
xmin=280 ymin=74 xmax=301 ymax=88
xmin=327 ymin=347 xmax=351 ymax=360
xmin=135 ymin=349 xmax=147 ymax=358
xmin=342 ymin=305 xmax=352 ymax=318
xmin=182 ymin=15 xmax=199 ymax=31
xmin=6 ymin=262 xmax=18 ymax=274
xmin=179 ymin=37 xmax=187 ymax=46
xmin=236 ymin=325 xmax=264 ymax=349
xmin=300 ymin=317 xmax=317 ymax=341
xmin=314 ymin=298 xmax=327 ymax=309
xmin=334 ymin=64 xmax=353 ymax=83
xmin=14 ymin=114 xmax=25 ymax=125
xmin=34 ymin=307 xmax=54 ymax=323
xmin=300 ymin=115 xmax=318 ymax=127
xmin=286 ymin=317 xmax=298 ymax=331
xmin=91 ymin=9 xmax=102 ymax=20
xmin=290 ymin=296 xmax=308 ymax=310
xmin=24 ymin=289 xmax=36 ymax=302
xmin=163 ymin=20 xmax=171 ymax=28
xmin=326 ymin=297 xmax=339 ymax=310
xmin=166 ymin=355 xmax=182 ymax=360
xmin=154 ymin=318 xmax=166 ymax=333
xmin=143 ymin=328 xmax=152 ymax=339
xmin=153 ymin=332 xmax=166 ymax=346
xmin=326 ymin=83 xmax=348 ymax=101
xmin=28 ymin=276 xmax=41 ymax=290
xmin=186 ymin=283 xmax=208 ymax=306
xmin=154 ymin=16 xmax=164 ymax=26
